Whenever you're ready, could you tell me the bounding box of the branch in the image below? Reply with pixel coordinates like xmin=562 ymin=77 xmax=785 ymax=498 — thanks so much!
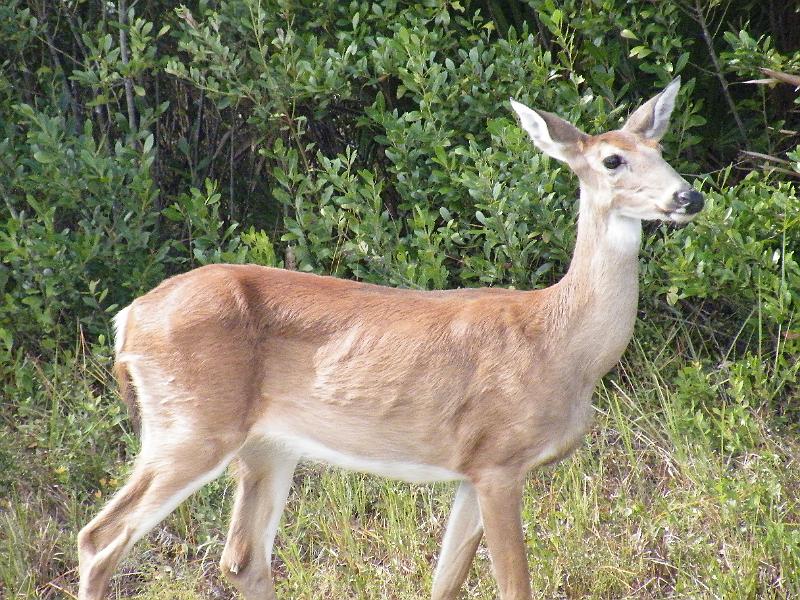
xmin=40 ymin=2 xmax=82 ymax=132
xmin=118 ymin=0 xmax=138 ymax=136
xmin=738 ymin=151 xmax=800 ymax=179
xmin=693 ymin=0 xmax=747 ymax=145
xmin=760 ymin=68 xmax=800 ymax=88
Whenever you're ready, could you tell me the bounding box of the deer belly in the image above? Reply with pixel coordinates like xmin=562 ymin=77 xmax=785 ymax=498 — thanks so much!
xmin=257 ymin=423 xmax=463 ymax=484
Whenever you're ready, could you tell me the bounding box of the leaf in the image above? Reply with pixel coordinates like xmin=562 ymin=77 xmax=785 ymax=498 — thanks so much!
xmin=142 ymin=133 xmax=154 ymax=154
xmin=162 ymin=205 xmax=183 ymax=222
xmin=433 ymin=145 xmax=448 ymax=167
xmin=87 ymin=94 xmax=108 ymax=107
xmin=630 ymin=45 xmax=653 ymax=58
xmin=675 ymin=52 xmax=690 ymax=73
xmin=33 ymin=150 xmax=54 ymax=164
xmin=177 ymin=137 xmax=190 ymax=158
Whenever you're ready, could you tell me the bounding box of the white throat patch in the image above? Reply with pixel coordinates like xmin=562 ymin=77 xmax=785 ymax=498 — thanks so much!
xmin=606 ymin=213 xmax=642 ymax=252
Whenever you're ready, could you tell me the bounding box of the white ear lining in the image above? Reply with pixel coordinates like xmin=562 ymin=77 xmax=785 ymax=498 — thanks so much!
xmin=509 ymin=98 xmax=579 ymax=163
xmin=646 ymin=78 xmax=680 ymax=139
xmin=509 ymin=98 xmax=548 ymax=141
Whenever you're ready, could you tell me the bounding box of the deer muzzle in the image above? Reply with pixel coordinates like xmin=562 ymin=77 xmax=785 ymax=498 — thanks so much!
xmin=673 ymin=189 xmax=704 ymax=215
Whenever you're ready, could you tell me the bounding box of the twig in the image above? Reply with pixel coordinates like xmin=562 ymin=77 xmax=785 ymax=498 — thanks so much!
xmin=531 ymin=10 xmax=553 ymax=53
xmin=230 ymin=118 xmax=236 ymax=222
xmin=693 ymin=0 xmax=747 ymax=144
xmin=760 ymin=68 xmax=800 ymax=88
xmin=191 ymin=88 xmax=205 ymax=186
xmin=735 ymin=159 xmax=800 ymax=179
xmin=739 ymin=150 xmax=790 ymax=165
xmin=210 ymin=126 xmax=234 ymax=164
xmin=739 ymin=150 xmax=800 ymax=179
xmin=65 ymin=11 xmax=111 ymax=150
xmin=40 ymin=2 xmax=82 ymax=132
xmin=118 ymin=0 xmax=138 ymax=137
xmin=758 ymin=167 xmax=800 ymax=179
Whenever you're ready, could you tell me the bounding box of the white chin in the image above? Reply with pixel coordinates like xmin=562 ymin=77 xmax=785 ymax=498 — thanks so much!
xmin=668 ymin=211 xmax=696 ymax=225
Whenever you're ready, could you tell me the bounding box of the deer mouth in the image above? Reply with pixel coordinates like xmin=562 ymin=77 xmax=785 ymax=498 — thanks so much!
xmin=663 ymin=189 xmax=704 ymax=224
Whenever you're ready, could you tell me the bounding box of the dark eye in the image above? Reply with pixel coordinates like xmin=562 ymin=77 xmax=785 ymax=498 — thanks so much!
xmin=602 ymin=154 xmax=623 ymax=170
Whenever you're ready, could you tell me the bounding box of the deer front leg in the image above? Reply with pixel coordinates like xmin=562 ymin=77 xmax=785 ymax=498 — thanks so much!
xmin=474 ymin=477 xmax=531 ymax=600
xmin=431 ymin=481 xmax=483 ymax=600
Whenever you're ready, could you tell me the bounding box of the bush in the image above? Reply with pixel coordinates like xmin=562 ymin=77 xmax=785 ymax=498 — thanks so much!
xmin=0 ymin=106 xmax=163 ymax=354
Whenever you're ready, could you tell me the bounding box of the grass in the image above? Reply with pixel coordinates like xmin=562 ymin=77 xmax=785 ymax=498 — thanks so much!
xmin=1 ymin=330 xmax=799 ymax=599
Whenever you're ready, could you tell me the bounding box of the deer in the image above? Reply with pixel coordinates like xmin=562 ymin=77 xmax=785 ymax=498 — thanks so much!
xmin=77 ymin=77 xmax=703 ymax=600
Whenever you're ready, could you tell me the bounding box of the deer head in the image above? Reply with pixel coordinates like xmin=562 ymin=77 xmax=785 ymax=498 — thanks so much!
xmin=510 ymin=77 xmax=704 ymax=227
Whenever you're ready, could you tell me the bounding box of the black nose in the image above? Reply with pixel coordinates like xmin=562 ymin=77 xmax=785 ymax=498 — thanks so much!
xmin=674 ymin=189 xmax=704 ymax=214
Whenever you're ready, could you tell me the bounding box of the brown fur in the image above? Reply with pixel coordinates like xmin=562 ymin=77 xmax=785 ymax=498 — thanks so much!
xmin=113 ymin=361 xmax=139 ymax=433
xmin=582 ymin=130 xmax=660 ymax=151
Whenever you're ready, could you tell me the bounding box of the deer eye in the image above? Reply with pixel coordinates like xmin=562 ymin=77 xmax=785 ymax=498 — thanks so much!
xmin=602 ymin=154 xmax=623 ymax=170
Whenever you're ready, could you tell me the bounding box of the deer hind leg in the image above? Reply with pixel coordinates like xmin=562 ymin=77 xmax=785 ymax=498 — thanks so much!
xmin=431 ymin=481 xmax=484 ymax=600
xmin=77 ymin=357 xmax=249 ymax=600
xmin=77 ymin=439 xmax=237 ymax=600
xmin=220 ymin=439 xmax=298 ymax=600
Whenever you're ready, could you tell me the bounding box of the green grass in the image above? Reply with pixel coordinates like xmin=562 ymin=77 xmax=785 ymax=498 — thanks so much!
xmin=1 ymin=333 xmax=799 ymax=599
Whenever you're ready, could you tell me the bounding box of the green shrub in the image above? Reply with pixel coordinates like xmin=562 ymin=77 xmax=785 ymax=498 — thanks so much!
xmin=0 ymin=106 xmax=163 ymax=353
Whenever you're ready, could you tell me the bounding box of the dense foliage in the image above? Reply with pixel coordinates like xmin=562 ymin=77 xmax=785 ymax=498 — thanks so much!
xmin=1 ymin=1 xmax=798 ymax=598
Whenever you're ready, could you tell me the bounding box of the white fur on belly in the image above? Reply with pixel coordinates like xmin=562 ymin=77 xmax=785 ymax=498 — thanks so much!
xmin=257 ymin=423 xmax=463 ymax=484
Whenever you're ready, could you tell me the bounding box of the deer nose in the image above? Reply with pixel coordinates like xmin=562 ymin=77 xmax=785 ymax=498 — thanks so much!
xmin=674 ymin=189 xmax=704 ymax=214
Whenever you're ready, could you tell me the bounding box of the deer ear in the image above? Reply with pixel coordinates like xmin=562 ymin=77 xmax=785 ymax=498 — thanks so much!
xmin=623 ymin=77 xmax=681 ymax=141
xmin=509 ymin=99 xmax=587 ymax=163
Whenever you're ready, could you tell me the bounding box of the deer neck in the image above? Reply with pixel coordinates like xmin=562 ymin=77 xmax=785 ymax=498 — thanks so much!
xmin=547 ymin=187 xmax=642 ymax=376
